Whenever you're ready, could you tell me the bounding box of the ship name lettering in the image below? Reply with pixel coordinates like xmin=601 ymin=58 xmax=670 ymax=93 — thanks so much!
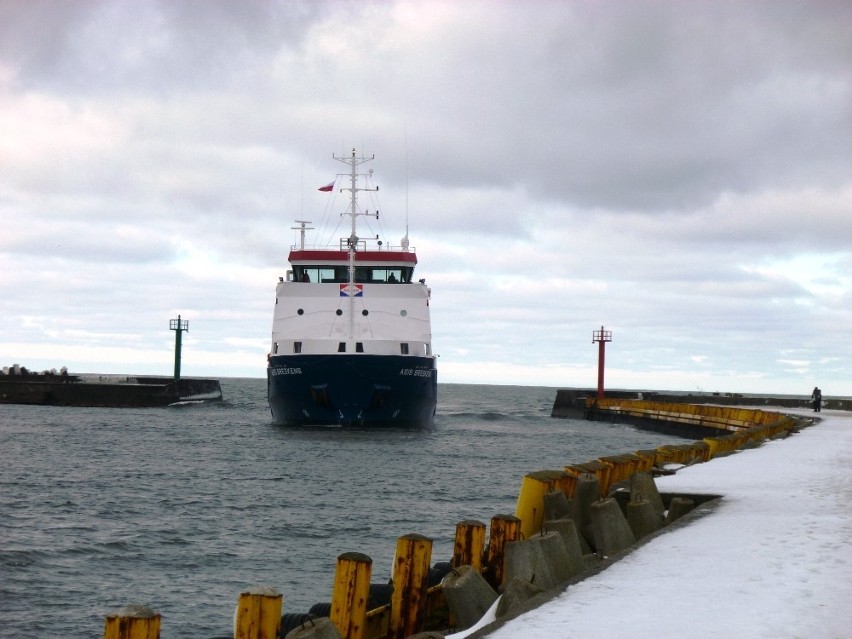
xmin=273 ymin=367 xmax=302 ymax=376
xmin=399 ymin=368 xmax=432 ymax=377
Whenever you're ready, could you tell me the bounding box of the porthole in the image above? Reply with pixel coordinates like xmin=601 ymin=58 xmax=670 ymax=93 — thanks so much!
xmin=400 ymin=310 xmax=407 ymax=317
xmin=336 ymin=309 xmax=343 ymax=316
xmin=297 ymin=309 xmax=304 ymax=315
xmin=362 ymin=310 xmax=369 ymax=316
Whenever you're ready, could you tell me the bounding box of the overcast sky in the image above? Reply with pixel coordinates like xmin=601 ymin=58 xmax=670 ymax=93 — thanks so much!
xmin=1 ymin=0 xmax=850 ymax=395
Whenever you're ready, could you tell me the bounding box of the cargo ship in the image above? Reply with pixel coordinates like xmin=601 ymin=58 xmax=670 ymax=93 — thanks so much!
xmin=266 ymin=149 xmax=437 ymax=427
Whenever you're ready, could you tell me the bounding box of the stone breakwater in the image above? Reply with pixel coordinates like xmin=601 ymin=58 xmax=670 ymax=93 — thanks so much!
xmin=551 ymin=388 xmax=852 ymax=420
xmin=0 ymin=371 xmax=222 ymax=407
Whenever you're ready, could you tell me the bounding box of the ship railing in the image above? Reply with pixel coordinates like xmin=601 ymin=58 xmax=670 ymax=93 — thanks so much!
xmin=289 ymin=241 xmax=415 ymax=253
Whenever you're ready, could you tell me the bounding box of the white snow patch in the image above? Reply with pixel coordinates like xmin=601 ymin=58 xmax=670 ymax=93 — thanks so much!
xmin=478 ymin=409 xmax=852 ymax=638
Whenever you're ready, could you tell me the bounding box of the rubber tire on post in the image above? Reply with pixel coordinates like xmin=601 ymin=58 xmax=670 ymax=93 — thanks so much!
xmin=308 ymin=602 xmax=332 ymax=618
xmin=279 ymin=613 xmax=316 ymax=638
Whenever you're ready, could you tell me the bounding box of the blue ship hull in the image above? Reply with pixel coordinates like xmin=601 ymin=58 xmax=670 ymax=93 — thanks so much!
xmin=267 ymin=354 xmax=437 ymax=427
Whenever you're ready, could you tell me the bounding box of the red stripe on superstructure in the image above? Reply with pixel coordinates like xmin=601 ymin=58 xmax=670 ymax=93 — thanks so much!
xmin=289 ymin=250 xmax=417 ymax=263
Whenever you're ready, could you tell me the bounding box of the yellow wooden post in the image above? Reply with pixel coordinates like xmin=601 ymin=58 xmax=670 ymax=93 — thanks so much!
xmin=553 ymin=472 xmax=578 ymax=499
xmin=634 ymin=449 xmax=658 ymax=471
xmin=515 ymin=470 xmax=566 ymax=539
xmin=484 ymin=514 xmax=521 ymax=590
xmin=104 ymin=605 xmax=161 ymax=639
xmin=389 ymin=533 xmax=432 ymax=639
xmin=235 ymin=585 xmax=282 ymax=639
xmin=451 ymin=519 xmax=486 ymax=572
xmin=330 ymin=551 xmax=372 ymax=639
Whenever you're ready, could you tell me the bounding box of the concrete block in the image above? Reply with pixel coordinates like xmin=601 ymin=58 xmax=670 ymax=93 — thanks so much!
xmin=590 ymin=497 xmax=636 ymax=556
xmin=543 ymin=490 xmax=572 ymax=521
xmin=626 ymin=498 xmax=662 ymax=541
xmin=495 ymin=577 xmax=545 ymax=619
xmin=665 ymin=496 xmax=695 ymax=524
xmin=503 ymin=529 xmax=578 ymax=592
xmin=629 ymin=472 xmax=665 ymax=519
xmin=571 ymin=475 xmax=599 ymax=549
xmin=503 ymin=537 xmax=554 ymax=590
xmin=441 ymin=564 xmax=498 ymax=630
xmin=535 ymin=531 xmax=575 ymax=585
xmin=541 ymin=520 xmax=585 ymax=577
xmin=284 ymin=616 xmax=342 ymax=639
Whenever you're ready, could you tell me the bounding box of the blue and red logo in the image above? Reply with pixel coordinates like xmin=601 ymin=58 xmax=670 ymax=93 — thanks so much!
xmin=339 ymin=284 xmax=364 ymax=297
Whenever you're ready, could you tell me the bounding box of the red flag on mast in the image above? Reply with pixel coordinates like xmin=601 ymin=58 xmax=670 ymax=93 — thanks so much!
xmin=318 ymin=180 xmax=335 ymax=192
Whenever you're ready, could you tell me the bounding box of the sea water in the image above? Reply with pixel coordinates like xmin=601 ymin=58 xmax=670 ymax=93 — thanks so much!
xmin=0 ymin=380 xmax=684 ymax=638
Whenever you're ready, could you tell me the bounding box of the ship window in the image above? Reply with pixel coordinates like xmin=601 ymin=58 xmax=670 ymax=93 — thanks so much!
xmin=400 ymin=343 xmax=409 ymax=355
xmin=363 ymin=268 xmax=411 ymax=283
xmin=294 ymin=342 xmax=302 ymax=354
xmin=318 ymin=267 xmax=338 ymax=283
xmin=356 ymin=342 xmax=364 ymax=353
xmin=336 ymin=309 xmax=343 ymax=316
xmin=273 ymin=342 xmax=279 ymax=354
xmin=338 ymin=342 xmax=346 ymax=352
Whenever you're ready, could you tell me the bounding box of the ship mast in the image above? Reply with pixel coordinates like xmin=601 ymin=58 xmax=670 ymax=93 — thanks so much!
xmin=333 ymin=148 xmax=378 ymax=339
xmin=335 ymin=148 xmax=378 ymax=244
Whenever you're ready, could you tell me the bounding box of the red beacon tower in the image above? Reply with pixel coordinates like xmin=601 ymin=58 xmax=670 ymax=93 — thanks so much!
xmin=592 ymin=325 xmax=612 ymax=398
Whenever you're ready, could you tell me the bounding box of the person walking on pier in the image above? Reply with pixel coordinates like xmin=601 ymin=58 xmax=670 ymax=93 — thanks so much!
xmin=811 ymin=386 xmax=822 ymax=412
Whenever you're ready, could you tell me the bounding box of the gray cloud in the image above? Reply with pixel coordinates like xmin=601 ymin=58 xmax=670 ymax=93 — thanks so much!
xmin=1 ymin=0 xmax=850 ymax=393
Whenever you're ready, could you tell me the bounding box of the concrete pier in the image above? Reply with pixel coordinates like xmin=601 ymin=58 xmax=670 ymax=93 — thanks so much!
xmin=463 ymin=407 xmax=852 ymax=639
xmin=0 ymin=373 xmax=222 ymax=407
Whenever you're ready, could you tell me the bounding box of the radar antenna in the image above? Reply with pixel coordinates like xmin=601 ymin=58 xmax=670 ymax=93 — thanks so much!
xmin=291 ymin=220 xmax=314 ymax=250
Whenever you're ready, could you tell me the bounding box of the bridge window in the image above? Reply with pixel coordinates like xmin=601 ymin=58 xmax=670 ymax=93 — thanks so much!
xmin=295 ymin=265 xmax=414 ymax=283
xmin=368 ymin=268 xmax=412 ymax=283
xmin=400 ymin=343 xmax=409 ymax=355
